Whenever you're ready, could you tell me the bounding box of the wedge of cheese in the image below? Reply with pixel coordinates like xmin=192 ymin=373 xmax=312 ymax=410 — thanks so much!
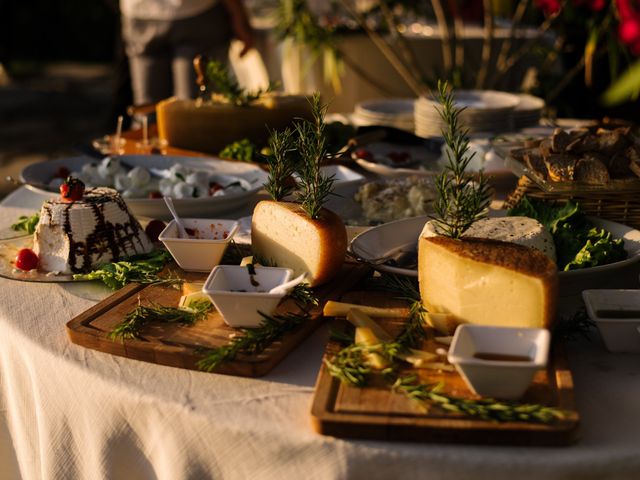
xmin=251 ymin=200 xmax=347 ymax=287
xmin=419 ymin=236 xmax=558 ymax=329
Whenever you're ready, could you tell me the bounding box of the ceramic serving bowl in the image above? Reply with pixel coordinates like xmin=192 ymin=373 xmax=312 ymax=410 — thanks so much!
xmin=583 ymin=289 xmax=640 ymax=353
xmin=202 ymin=265 xmax=293 ymax=328
xmin=448 ymin=324 xmax=551 ymax=399
xmin=158 ymin=218 xmax=238 ymax=272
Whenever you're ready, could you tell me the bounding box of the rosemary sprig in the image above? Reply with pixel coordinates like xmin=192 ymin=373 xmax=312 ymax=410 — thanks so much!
xmin=324 ymin=343 xmax=375 ymax=387
xmin=395 ymin=300 xmax=427 ymax=349
xmin=294 ymin=93 xmax=335 ymax=219
xmin=365 ymin=273 xmax=420 ymax=302
xmin=392 ymin=375 xmax=566 ymax=423
xmin=197 ymin=311 xmax=309 ymax=372
xmin=289 ymin=283 xmax=319 ymax=308
xmin=11 ymin=212 xmax=40 ymax=234
xmin=431 ymin=80 xmax=492 ymax=238
xmin=109 ymin=297 xmax=213 ymax=341
xmin=264 ymin=127 xmax=296 ymax=201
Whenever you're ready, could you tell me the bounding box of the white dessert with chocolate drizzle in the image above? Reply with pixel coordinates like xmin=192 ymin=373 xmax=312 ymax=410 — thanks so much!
xmin=33 ymin=187 xmax=153 ymax=273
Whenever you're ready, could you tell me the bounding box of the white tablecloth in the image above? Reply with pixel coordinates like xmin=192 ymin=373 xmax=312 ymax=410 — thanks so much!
xmin=1 ymin=186 xmax=640 ymax=480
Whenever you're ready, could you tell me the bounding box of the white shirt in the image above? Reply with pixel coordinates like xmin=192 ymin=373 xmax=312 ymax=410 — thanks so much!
xmin=120 ymin=0 xmax=218 ymax=20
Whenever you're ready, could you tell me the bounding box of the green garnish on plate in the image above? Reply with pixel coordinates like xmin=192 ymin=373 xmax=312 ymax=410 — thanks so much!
xmin=508 ymin=196 xmax=627 ymax=271
xmin=72 ymin=249 xmax=178 ymax=290
xmin=11 ymin=213 xmax=40 ymax=235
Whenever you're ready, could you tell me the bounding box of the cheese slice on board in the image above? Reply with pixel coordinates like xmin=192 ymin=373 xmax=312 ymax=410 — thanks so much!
xmin=419 ymin=236 xmax=558 ymax=329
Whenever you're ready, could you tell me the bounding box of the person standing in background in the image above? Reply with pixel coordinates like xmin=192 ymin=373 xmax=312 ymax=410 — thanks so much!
xmin=120 ymin=0 xmax=255 ymax=106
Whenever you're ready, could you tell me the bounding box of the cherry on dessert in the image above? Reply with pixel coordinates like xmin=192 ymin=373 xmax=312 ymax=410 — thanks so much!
xmin=15 ymin=248 xmax=39 ymax=271
xmin=354 ymin=148 xmax=373 ymax=161
xmin=60 ymin=176 xmax=85 ymax=202
xmin=144 ymin=219 xmax=166 ymax=243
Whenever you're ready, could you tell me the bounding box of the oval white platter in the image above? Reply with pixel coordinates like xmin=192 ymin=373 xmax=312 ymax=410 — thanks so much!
xmin=349 ymin=215 xmax=640 ymax=279
xmin=20 ymin=155 xmax=268 ymax=219
xmin=0 ymin=236 xmax=77 ymax=282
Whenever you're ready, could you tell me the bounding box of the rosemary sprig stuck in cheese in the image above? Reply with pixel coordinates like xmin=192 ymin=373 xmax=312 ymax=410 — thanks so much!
xmin=264 ymin=127 xmax=296 ymax=201
xmin=431 ymin=81 xmax=492 ymax=238
xmin=294 ymin=93 xmax=335 ymax=219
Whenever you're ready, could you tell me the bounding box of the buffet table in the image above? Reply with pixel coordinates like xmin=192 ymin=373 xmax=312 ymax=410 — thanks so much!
xmin=1 ymin=186 xmax=640 ymax=480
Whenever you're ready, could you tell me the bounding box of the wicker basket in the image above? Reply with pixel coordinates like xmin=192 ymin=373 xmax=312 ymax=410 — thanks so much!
xmin=505 ymin=176 xmax=640 ymax=229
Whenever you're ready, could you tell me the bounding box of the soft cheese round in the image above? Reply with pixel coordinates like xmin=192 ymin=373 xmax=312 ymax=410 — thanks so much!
xmin=34 ymin=187 xmax=153 ymax=273
xmin=421 ymin=216 xmax=556 ymax=262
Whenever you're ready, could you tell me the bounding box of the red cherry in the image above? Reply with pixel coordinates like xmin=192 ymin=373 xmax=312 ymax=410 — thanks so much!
xmin=60 ymin=176 xmax=85 ymax=202
xmin=15 ymin=248 xmax=39 ymax=271
xmin=148 ymin=190 xmax=162 ymax=199
xmin=354 ymin=148 xmax=374 ymax=161
xmin=144 ymin=219 xmax=166 ymax=243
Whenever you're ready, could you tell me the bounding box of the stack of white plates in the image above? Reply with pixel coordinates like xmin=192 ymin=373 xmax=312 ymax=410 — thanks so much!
xmin=353 ymin=98 xmax=415 ymax=132
xmin=513 ymin=94 xmax=545 ymax=129
xmin=415 ymin=90 xmax=521 ymax=137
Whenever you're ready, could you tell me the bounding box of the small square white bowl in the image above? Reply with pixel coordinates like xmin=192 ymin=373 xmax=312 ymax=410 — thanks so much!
xmin=582 ymin=289 xmax=640 ymax=353
xmin=203 ymin=265 xmax=293 ymax=328
xmin=158 ymin=218 xmax=239 ymax=272
xmin=448 ymin=325 xmax=551 ymax=399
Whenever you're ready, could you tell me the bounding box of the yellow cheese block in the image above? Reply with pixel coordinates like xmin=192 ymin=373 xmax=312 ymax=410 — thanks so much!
xmin=355 ymin=327 xmax=389 ymax=370
xmin=156 ymin=95 xmax=312 ymax=153
xmin=182 ymin=282 xmax=204 ymax=296
xmin=419 ymin=236 xmax=558 ymax=329
xmin=251 ymin=200 xmax=347 ymax=287
xmin=323 ymin=301 xmax=406 ymax=319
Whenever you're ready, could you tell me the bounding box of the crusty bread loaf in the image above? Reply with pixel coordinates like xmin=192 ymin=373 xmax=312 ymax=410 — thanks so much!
xmin=251 ymin=200 xmax=347 ymax=287
xmin=419 ymin=236 xmax=558 ymax=330
xmin=156 ymin=96 xmax=312 ymax=153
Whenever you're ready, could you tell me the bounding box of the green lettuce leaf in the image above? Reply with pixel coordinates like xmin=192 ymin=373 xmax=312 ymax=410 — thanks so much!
xmin=508 ymin=196 xmax=628 ymax=271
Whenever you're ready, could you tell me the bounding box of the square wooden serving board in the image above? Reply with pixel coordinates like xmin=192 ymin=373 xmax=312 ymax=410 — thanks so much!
xmin=66 ymin=263 xmax=370 ymax=377
xmin=311 ymin=292 xmax=580 ymax=446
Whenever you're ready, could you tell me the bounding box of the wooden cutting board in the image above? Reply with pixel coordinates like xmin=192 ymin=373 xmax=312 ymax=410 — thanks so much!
xmin=66 ymin=263 xmax=369 ymax=377
xmin=311 ymin=292 xmax=580 ymax=446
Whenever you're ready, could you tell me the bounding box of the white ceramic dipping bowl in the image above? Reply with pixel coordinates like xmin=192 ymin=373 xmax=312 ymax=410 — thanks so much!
xmin=158 ymin=218 xmax=238 ymax=272
xmin=448 ymin=324 xmax=551 ymax=399
xmin=203 ymin=265 xmax=293 ymax=328
xmin=583 ymin=289 xmax=640 ymax=353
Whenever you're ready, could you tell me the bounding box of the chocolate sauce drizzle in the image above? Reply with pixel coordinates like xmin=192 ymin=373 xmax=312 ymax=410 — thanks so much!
xmin=43 ymin=188 xmax=150 ymax=273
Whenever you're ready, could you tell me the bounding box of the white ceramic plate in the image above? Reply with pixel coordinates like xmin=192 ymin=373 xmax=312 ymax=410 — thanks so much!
xmin=352 ymin=142 xmax=441 ymax=177
xmin=349 ymin=215 xmax=640 ymax=279
xmin=20 ymin=155 xmax=268 ymax=219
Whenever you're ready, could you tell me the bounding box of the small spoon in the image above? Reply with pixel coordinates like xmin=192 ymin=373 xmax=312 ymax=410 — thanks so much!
xmin=163 ymin=196 xmax=189 ymax=238
xmin=269 ymin=273 xmax=308 ymax=295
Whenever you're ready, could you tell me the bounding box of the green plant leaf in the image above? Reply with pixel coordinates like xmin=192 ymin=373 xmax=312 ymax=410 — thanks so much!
xmin=601 ymin=59 xmax=640 ymax=106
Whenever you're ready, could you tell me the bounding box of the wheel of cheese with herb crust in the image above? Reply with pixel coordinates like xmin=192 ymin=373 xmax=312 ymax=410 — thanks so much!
xmin=156 ymin=95 xmax=313 ymax=154
xmin=251 ymin=200 xmax=347 ymax=287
